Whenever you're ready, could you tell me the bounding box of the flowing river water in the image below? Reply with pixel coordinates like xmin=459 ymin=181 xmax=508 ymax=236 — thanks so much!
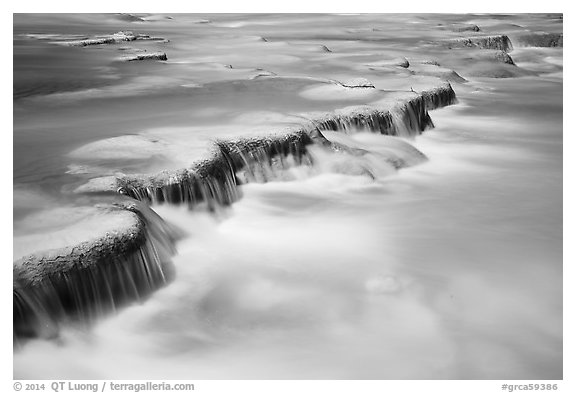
xmin=13 ymin=13 xmax=562 ymax=379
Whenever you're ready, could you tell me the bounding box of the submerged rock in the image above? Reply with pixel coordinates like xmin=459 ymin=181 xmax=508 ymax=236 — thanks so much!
xmin=448 ymin=23 xmax=481 ymax=32
xmin=440 ymin=50 xmax=519 ymax=78
xmin=115 ymin=13 xmax=146 ymax=22
xmin=340 ymin=78 xmax=376 ymax=88
xmin=322 ymin=132 xmax=428 ymax=171
xmin=69 ymin=135 xmax=171 ymax=160
xmin=250 ymin=69 xmax=278 ymax=79
xmin=418 ymin=59 xmax=441 ymax=66
xmin=366 ymin=57 xmax=410 ymax=69
xmin=123 ymin=52 xmax=168 ymax=62
xmin=142 ymin=15 xmax=175 ymax=22
xmin=56 ymin=31 xmax=168 ymax=47
xmin=410 ymin=64 xmax=468 ymax=83
xmin=117 ymin=46 xmax=146 ymax=52
xmin=300 ymin=82 xmax=379 ymax=101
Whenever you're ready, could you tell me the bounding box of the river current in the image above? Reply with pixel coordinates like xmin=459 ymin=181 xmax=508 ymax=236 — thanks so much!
xmin=13 ymin=13 xmax=562 ymax=379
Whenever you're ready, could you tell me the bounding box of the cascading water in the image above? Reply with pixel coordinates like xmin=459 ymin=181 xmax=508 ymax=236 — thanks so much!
xmin=77 ymin=86 xmax=454 ymax=210
xmin=13 ymin=201 xmax=180 ymax=341
xmin=13 ymin=13 xmax=562 ymax=380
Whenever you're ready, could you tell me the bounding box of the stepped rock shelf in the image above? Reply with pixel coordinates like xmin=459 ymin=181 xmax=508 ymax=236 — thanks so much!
xmin=14 ymin=83 xmax=456 ymax=338
xmin=75 ymin=84 xmax=456 ymax=205
xmin=14 ymin=14 xmax=562 ymax=342
xmin=14 ymin=202 xmax=180 ymax=338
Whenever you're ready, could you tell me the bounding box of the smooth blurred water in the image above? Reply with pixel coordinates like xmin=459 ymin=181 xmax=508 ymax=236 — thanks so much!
xmin=13 ymin=13 xmax=562 ymax=379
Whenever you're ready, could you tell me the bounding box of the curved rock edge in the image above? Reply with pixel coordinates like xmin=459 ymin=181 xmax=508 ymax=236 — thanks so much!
xmin=78 ymin=83 xmax=457 ymax=206
xmin=13 ymin=201 xmax=180 ymax=339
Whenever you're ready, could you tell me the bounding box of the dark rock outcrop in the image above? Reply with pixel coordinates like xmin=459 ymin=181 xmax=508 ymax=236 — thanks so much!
xmin=445 ymin=35 xmax=513 ymax=52
xmin=114 ymin=131 xmax=316 ymax=206
xmin=58 ymin=31 xmax=167 ymax=47
xmin=124 ymin=52 xmax=168 ymax=62
xmin=13 ymin=202 xmax=179 ymax=339
xmin=340 ymin=78 xmax=376 ymax=88
xmin=420 ymin=83 xmax=458 ymax=110
xmin=309 ymin=92 xmax=438 ymax=137
xmin=14 ymin=84 xmax=458 ymax=339
xmin=75 ymin=84 xmax=457 ymax=207
xmin=493 ymin=50 xmax=516 ymax=65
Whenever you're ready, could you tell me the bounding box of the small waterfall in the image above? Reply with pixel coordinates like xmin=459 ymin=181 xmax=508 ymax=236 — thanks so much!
xmin=311 ymin=92 xmax=447 ymax=138
xmin=312 ymin=108 xmax=397 ymax=135
xmin=13 ymin=201 xmax=179 ymax=340
xmin=117 ymin=132 xmax=316 ymax=208
xmin=118 ymin=151 xmax=240 ymax=208
xmin=124 ymin=52 xmax=168 ymax=62
xmin=389 ymin=95 xmax=435 ymax=136
xmin=217 ymin=131 xmax=315 ymax=183
xmin=76 ymin=85 xmax=458 ymax=208
xmin=114 ymin=108 xmax=423 ymax=207
xmin=421 ymin=83 xmax=458 ymax=111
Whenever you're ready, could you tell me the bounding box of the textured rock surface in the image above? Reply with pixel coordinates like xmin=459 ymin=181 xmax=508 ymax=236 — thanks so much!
xmin=13 ymin=202 xmax=179 ymax=338
xmin=445 ymin=35 xmax=513 ymax=52
xmin=115 ymin=131 xmax=316 ymax=206
xmin=55 ymin=31 xmax=167 ymax=47
xmin=124 ymin=52 xmax=168 ymax=62
xmin=75 ymin=84 xmax=457 ymax=206
xmin=493 ymin=50 xmax=516 ymax=65
xmin=340 ymin=78 xmax=376 ymax=88
xmin=420 ymin=83 xmax=458 ymax=110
